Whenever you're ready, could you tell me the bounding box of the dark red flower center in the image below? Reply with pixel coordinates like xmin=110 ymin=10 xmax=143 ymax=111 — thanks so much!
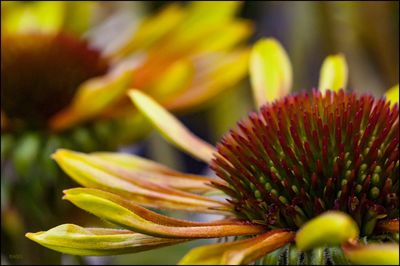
xmin=1 ymin=32 xmax=109 ymax=129
xmin=211 ymin=90 xmax=399 ymax=236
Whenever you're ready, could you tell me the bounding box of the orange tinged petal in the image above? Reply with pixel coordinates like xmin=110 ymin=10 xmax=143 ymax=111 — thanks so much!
xmin=63 ymin=188 xmax=266 ymax=239
xmin=342 ymin=242 xmax=399 ymax=265
xmin=52 ymin=149 xmax=228 ymax=213
xmin=179 ymin=229 xmax=295 ymax=265
xmin=90 ymin=152 xmax=222 ymax=194
xmin=375 ymin=218 xmax=399 ymax=233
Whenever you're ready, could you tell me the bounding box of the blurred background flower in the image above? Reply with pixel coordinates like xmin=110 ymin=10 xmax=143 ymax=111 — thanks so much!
xmin=1 ymin=1 xmax=399 ymax=265
xmin=1 ymin=1 xmax=251 ymax=264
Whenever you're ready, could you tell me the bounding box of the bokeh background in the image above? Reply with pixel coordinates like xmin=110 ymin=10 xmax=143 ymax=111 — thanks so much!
xmin=1 ymin=1 xmax=398 ymax=265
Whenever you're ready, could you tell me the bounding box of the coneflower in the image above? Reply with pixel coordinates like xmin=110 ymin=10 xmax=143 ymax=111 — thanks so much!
xmin=26 ymin=38 xmax=399 ymax=265
xmin=212 ymin=89 xmax=398 ymax=235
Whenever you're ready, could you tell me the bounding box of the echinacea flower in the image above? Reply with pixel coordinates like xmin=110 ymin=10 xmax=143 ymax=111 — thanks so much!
xmin=2 ymin=1 xmax=252 ymax=263
xmin=26 ymin=38 xmax=399 ymax=265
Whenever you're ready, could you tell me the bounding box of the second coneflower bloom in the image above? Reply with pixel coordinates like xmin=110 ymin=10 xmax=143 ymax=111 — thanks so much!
xmin=27 ymin=38 xmax=399 ymax=265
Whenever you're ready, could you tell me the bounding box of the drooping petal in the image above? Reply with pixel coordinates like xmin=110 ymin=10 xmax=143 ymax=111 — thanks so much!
xmin=89 ymin=152 xmax=222 ymax=194
xmin=50 ymin=64 xmax=134 ymax=131
xmin=318 ymin=54 xmax=348 ymax=93
xmin=26 ymin=224 xmax=186 ymax=256
xmin=52 ymin=149 xmax=228 ymax=213
xmin=296 ymin=211 xmax=359 ymax=251
xmin=63 ymin=188 xmax=266 ymax=239
xmin=128 ymin=90 xmax=216 ymax=163
xmin=385 ymin=84 xmax=399 ymax=107
xmin=342 ymin=242 xmax=399 ymax=265
xmin=179 ymin=229 xmax=295 ymax=265
xmin=250 ymin=38 xmax=292 ymax=108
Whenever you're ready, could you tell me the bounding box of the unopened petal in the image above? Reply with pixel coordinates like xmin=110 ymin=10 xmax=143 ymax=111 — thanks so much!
xmin=318 ymin=54 xmax=348 ymax=93
xmin=296 ymin=211 xmax=359 ymax=251
xmin=250 ymin=38 xmax=292 ymax=107
xmin=385 ymin=84 xmax=399 ymax=107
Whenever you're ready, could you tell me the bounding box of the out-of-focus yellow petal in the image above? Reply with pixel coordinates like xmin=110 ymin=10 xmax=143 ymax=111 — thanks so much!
xmin=158 ymin=1 xmax=242 ymax=55
xmin=52 ymin=149 xmax=227 ymax=213
xmin=2 ymin=1 xmax=65 ymax=33
xmin=195 ymin=20 xmax=253 ymax=53
xmin=165 ymin=48 xmax=250 ymax=111
xmin=63 ymin=188 xmax=265 ymax=239
xmin=50 ymin=65 xmax=134 ymax=131
xmin=385 ymin=84 xmax=399 ymax=107
xmin=250 ymin=38 xmax=293 ymax=108
xmin=318 ymin=54 xmax=348 ymax=93
xmin=110 ymin=4 xmax=184 ymax=61
xmin=26 ymin=224 xmax=186 ymax=256
xmin=296 ymin=211 xmax=359 ymax=251
xmin=90 ymin=152 xmax=221 ymax=194
xmin=128 ymin=90 xmax=216 ymax=163
xmin=179 ymin=229 xmax=294 ymax=265
xmin=342 ymin=243 xmax=399 ymax=265
xmin=149 ymin=60 xmax=194 ymax=102
xmin=63 ymin=2 xmax=96 ymax=35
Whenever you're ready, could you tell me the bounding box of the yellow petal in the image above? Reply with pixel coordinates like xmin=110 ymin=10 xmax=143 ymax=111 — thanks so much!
xmin=342 ymin=243 xmax=399 ymax=265
xmin=179 ymin=229 xmax=295 ymax=265
xmin=128 ymin=90 xmax=216 ymax=163
xmin=110 ymin=4 xmax=184 ymax=61
xmin=148 ymin=59 xmax=194 ymax=103
xmin=164 ymin=48 xmax=250 ymax=111
xmin=164 ymin=1 xmax=243 ymax=53
xmin=2 ymin=1 xmax=65 ymax=33
xmin=52 ymin=149 xmax=227 ymax=213
xmin=50 ymin=65 xmax=134 ymax=131
xmin=194 ymin=20 xmax=253 ymax=53
xmin=318 ymin=54 xmax=348 ymax=93
xmin=385 ymin=84 xmax=399 ymax=107
xmin=63 ymin=188 xmax=265 ymax=239
xmin=296 ymin=211 xmax=359 ymax=251
xmin=250 ymin=38 xmax=293 ymax=107
xmin=26 ymin=224 xmax=186 ymax=256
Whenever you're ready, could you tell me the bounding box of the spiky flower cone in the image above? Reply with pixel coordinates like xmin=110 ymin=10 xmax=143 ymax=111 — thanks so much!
xmin=212 ymin=89 xmax=398 ymax=235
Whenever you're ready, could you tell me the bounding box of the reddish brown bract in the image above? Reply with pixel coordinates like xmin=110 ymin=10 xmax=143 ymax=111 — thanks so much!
xmin=211 ymin=90 xmax=399 ymax=235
